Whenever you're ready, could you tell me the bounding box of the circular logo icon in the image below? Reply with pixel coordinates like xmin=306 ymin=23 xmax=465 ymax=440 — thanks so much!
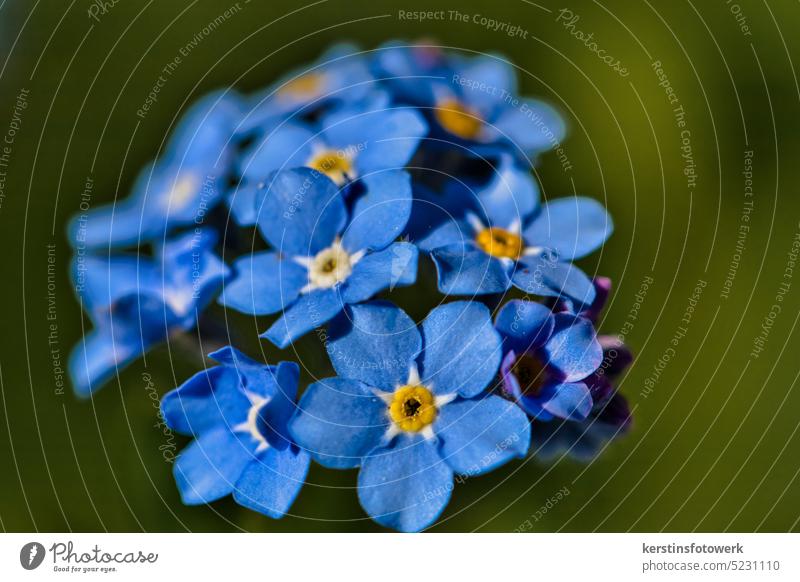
xmin=20 ymin=542 xmax=46 ymax=570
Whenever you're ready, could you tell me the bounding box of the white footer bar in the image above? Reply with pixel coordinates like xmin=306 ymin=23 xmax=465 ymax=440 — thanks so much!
xmin=1 ymin=533 xmax=796 ymax=581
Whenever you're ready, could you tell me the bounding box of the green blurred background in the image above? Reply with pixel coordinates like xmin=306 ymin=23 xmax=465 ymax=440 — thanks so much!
xmin=1 ymin=0 xmax=799 ymax=532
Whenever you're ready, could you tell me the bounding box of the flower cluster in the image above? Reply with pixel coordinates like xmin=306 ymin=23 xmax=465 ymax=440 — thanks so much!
xmin=68 ymin=42 xmax=631 ymax=531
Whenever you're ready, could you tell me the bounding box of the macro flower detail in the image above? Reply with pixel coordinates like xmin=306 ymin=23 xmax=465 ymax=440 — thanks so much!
xmin=419 ymin=170 xmax=613 ymax=304
xmin=69 ymin=91 xmax=243 ymax=249
xmin=532 ymin=277 xmax=632 ymax=460
xmin=62 ymin=40 xmax=632 ymax=533
xmin=162 ymin=346 xmax=309 ymax=517
xmin=239 ymin=43 xmax=374 ymax=135
xmin=69 ymin=228 xmax=228 ymax=395
xmin=495 ymin=298 xmax=603 ymax=421
xmin=241 ymin=101 xmax=427 ymax=185
xmin=220 ymin=167 xmax=419 ymax=348
xmin=419 ymin=55 xmax=565 ymax=159
xmin=229 ymin=98 xmax=427 ymax=226
xmin=289 ymin=301 xmax=531 ymax=532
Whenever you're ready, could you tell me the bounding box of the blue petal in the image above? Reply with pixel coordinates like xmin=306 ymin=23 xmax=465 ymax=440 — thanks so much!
xmin=219 ymin=251 xmax=306 ymax=316
xmin=341 ymin=242 xmax=418 ymax=304
xmin=435 ymin=395 xmax=530 ymax=476
xmin=477 ymin=154 xmax=539 ymax=228
xmin=166 ymin=89 xmax=243 ymax=167
xmin=255 ymin=168 xmax=347 ymax=256
xmin=511 ymin=254 xmax=596 ymax=306
xmin=173 ymin=428 xmax=253 ymax=505
xmin=406 ymin=185 xmax=471 ymax=249
xmin=68 ymin=329 xmax=145 ymax=397
xmin=259 ymin=361 xmax=302 ymax=450
xmin=226 ymin=182 xmax=261 ymax=226
xmin=458 ymin=56 xmax=517 ymax=114
xmin=262 ymin=288 xmax=344 ymax=349
xmin=542 ymin=314 xmax=603 ymax=382
xmin=157 ymin=229 xmax=229 ymax=318
xmin=371 ymin=41 xmax=450 ymax=104
xmin=239 ymin=123 xmax=315 ymax=183
xmin=323 ymin=109 xmax=427 ymax=176
xmin=520 ymin=382 xmax=592 ymax=421
xmin=207 ymin=346 xmax=292 ymax=401
xmin=541 ymin=382 xmax=593 ymax=421
xmin=420 ymin=301 xmax=502 ymax=398
xmin=289 ymin=377 xmax=388 ymax=469
xmin=431 ymin=243 xmax=511 ymax=296
xmin=240 ymin=44 xmax=374 ymax=132
xmin=341 ymin=170 xmax=412 ymax=253
xmin=416 ymin=220 xmax=471 ymax=253
xmin=490 ymin=98 xmax=566 ymax=156
xmin=358 ymin=435 xmax=453 ymax=532
xmin=68 ymin=195 xmax=152 ymax=250
xmin=72 ymin=254 xmax=158 ymax=316
xmin=494 ymin=299 xmax=555 ymax=354
xmin=523 ymin=197 xmax=613 ymax=260
xmin=233 ymin=447 xmax=310 ymax=518
xmin=326 ymin=302 xmax=421 ymax=391
xmin=160 ymin=365 xmax=249 ymax=436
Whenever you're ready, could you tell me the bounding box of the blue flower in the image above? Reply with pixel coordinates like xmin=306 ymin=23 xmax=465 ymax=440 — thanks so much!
xmin=69 ymin=90 xmax=243 ymax=249
xmin=418 ymin=162 xmax=613 ymax=305
xmin=289 ymin=301 xmax=531 ymax=532
xmin=495 ymin=299 xmax=603 ymax=422
xmin=161 ymin=346 xmax=309 ymax=518
xmin=238 ymin=43 xmax=375 ymax=136
xmin=371 ymin=41 xmax=455 ymax=105
xmin=532 ymin=277 xmax=632 ymax=460
xmin=228 ymin=98 xmax=427 ymax=226
xmin=408 ymin=53 xmax=566 ymax=159
xmin=69 ymin=228 xmax=228 ymax=396
xmin=219 ymin=167 xmax=419 ymax=348
xmin=406 ymin=152 xmax=537 ymax=244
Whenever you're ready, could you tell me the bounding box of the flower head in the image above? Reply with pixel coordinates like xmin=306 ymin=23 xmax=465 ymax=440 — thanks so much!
xmin=526 ymin=278 xmax=633 ymax=461
xmin=289 ymin=301 xmax=530 ymax=532
xmin=69 ymin=91 xmax=243 ymax=248
xmin=161 ymin=346 xmax=308 ymax=517
xmin=238 ymin=44 xmax=375 ymax=136
xmin=229 ymin=98 xmax=427 ymax=226
xmin=495 ymin=299 xmax=603 ymax=421
xmin=69 ymin=228 xmax=228 ymax=396
xmin=418 ymin=156 xmax=613 ymax=305
xmin=219 ymin=167 xmax=419 ymax=348
xmin=410 ymin=53 xmax=566 ymax=158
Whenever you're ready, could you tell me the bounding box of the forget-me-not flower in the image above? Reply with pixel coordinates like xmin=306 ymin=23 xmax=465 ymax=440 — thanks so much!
xmin=532 ymin=277 xmax=632 ymax=460
xmin=161 ymin=346 xmax=309 ymax=517
xmin=238 ymin=43 xmax=374 ymax=136
xmin=418 ymin=162 xmax=613 ymax=305
xmin=220 ymin=167 xmax=419 ymax=348
xmin=371 ymin=40 xmax=454 ymax=105
xmin=228 ymin=99 xmax=427 ymax=226
xmin=412 ymin=54 xmax=565 ymax=159
xmin=69 ymin=228 xmax=228 ymax=395
xmin=70 ymin=91 xmax=243 ymax=249
xmin=289 ymin=300 xmax=531 ymax=532
xmin=495 ymin=299 xmax=603 ymax=422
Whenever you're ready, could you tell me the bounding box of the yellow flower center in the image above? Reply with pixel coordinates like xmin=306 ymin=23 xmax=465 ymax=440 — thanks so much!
xmin=435 ymin=98 xmax=483 ymax=139
xmin=278 ymin=73 xmax=323 ymax=98
xmin=389 ymin=385 xmax=438 ymax=432
xmin=308 ymin=149 xmax=353 ymax=185
xmin=475 ymin=227 xmax=524 ymax=259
